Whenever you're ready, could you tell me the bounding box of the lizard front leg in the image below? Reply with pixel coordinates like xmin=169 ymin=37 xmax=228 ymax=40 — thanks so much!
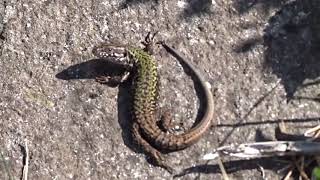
xmin=95 ymin=71 xmax=131 ymax=85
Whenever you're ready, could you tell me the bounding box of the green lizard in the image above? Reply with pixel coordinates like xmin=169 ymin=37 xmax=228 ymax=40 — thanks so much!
xmin=92 ymin=33 xmax=214 ymax=173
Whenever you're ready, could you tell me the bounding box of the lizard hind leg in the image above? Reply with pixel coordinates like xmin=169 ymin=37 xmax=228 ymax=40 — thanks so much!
xmin=158 ymin=109 xmax=185 ymax=133
xmin=132 ymin=122 xmax=175 ymax=173
xmin=158 ymin=109 xmax=174 ymax=133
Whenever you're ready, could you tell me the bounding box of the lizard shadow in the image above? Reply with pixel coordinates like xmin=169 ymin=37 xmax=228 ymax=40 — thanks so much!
xmin=55 ymin=58 xmax=128 ymax=85
xmin=55 ymin=59 xmax=140 ymax=153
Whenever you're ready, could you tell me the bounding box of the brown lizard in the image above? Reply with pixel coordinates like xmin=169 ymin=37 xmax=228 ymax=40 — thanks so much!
xmin=92 ymin=34 xmax=214 ymax=173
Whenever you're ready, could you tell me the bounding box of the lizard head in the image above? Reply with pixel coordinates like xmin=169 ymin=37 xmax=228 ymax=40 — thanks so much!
xmin=92 ymin=44 xmax=132 ymax=66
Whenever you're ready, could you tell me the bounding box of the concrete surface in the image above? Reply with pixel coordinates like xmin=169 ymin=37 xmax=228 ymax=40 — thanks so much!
xmin=0 ymin=0 xmax=319 ymax=179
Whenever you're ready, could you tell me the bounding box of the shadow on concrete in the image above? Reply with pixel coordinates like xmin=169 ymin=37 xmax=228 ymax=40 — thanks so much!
xmin=233 ymin=0 xmax=288 ymax=15
xmin=119 ymin=0 xmax=159 ymax=9
xmin=56 ymin=59 xmax=140 ymax=155
xmin=263 ymin=0 xmax=320 ymax=100
xmin=218 ymin=81 xmax=280 ymax=146
xmin=56 ymin=59 xmax=130 ymax=86
xmin=234 ymin=0 xmax=320 ymax=100
xmin=233 ymin=36 xmax=263 ymax=53
xmin=180 ymin=0 xmax=213 ymax=19
xmin=174 ymin=157 xmax=288 ymax=178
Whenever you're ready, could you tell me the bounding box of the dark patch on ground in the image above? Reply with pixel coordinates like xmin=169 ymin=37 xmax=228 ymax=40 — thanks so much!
xmin=119 ymin=0 xmax=160 ymax=10
xmin=234 ymin=36 xmax=263 ymax=53
xmin=0 ymin=0 xmax=6 ymax=55
xmin=263 ymin=0 xmax=320 ymax=100
xmin=181 ymin=0 xmax=213 ymax=18
xmin=234 ymin=0 xmax=288 ymax=14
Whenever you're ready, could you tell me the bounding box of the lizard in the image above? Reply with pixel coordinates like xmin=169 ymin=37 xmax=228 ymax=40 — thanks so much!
xmin=92 ymin=33 xmax=214 ymax=173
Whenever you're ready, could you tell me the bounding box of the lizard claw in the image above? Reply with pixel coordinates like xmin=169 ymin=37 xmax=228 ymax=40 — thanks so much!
xmin=145 ymin=31 xmax=159 ymax=44
xmin=142 ymin=31 xmax=159 ymax=54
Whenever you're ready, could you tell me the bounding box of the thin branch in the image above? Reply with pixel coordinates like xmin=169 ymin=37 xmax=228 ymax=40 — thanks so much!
xmin=22 ymin=139 xmax=29 ymax=180
xmin=204 ymin=141 xmax=320 ymax=160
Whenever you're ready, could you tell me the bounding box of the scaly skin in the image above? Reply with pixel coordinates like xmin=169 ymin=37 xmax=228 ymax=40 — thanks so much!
xmin=92 ymin=41 xmax=214 ymax=172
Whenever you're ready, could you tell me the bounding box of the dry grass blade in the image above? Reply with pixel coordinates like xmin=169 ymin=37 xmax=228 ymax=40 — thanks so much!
xmin=217 ymin=156 xmax=230 ymax=180
xmin=305 ymin=125 xmax=320 ymax=137
xmin=283 ymin=169 xmax=293 ymax=180
xmin=293 ymin=157 xmax=310 ymax=180
xmin=204 ymin=141 xmax=320 ymax=159
xmin=22 ymin=140 xmax=29 ymax=180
